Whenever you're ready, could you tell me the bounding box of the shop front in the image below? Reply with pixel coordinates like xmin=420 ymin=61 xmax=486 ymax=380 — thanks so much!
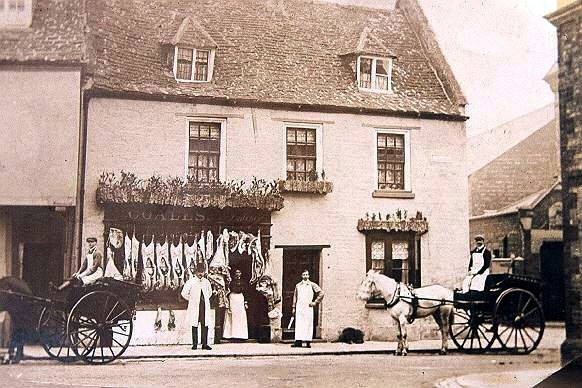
xmin=95 ymin=174 xmax=284 ymax=344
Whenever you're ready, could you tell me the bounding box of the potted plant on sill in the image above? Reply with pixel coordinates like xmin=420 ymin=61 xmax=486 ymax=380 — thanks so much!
xmin=277 ymin=171 xmax=333 ymax=195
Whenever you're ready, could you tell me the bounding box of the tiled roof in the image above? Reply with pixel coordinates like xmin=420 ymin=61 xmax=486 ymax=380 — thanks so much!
xmin=0 ymin=0 xmax=85 ymax=63
xmin=85 ymin=0 xmax=464 ymax=117
xmin=160 ymin=16 xmax=218 ymax=48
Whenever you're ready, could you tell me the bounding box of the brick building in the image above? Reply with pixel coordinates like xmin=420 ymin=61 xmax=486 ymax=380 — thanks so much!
xmin=547 ymin=0 xmax=582 ymax=365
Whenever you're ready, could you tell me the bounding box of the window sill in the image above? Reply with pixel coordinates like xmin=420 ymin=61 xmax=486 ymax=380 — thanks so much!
xmin=278 ymin=180 xmax=333 ymax=195
xmin=372 ymin=190 xmax=415 ymax=199
xmin=358 ymin=87 xmax=394 ymax=95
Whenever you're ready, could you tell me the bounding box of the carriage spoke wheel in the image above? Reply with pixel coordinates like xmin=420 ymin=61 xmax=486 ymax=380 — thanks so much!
xmin=494 ymin=289 xmax=544 ymax=354
xmin=449 ymin=306 xmax=495 ymax=354
xmin=67 ymin=291 xmax=133 ymax=364
xmin=37 ymin=307 xmax=77 ymax=363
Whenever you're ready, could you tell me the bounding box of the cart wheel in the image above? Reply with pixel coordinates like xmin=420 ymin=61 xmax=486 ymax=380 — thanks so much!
xmin=449 ymin=305 xmax=496 ymax=354
xmin=38 ymin=307 xmax=77 ymax=363
xmin=67 ymin=291 xmax=133 ymax=364
xmin=494 ymin=288 xmax=544 ymax=354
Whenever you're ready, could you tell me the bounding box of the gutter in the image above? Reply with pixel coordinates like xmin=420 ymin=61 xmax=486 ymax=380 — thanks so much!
xmin=86 ymin=87 xmax=469 ymax=122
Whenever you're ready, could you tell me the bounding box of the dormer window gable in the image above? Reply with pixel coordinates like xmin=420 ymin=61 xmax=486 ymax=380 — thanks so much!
xmin=161 ymin=16 xmax=217 ymax=83
xmin=340 ymin=26 xmax=396 ymax=93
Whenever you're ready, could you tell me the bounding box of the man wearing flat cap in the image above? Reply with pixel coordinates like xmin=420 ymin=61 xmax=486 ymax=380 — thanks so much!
xmin=57 ymin=237 xmax=104 ymax=290
xmin=461 ymin=234 xmax=491 ymax=293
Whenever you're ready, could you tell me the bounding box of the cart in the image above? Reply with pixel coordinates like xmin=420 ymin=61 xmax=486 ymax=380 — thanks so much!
xmin=449 ymin=273 xmax=544 ymax=354
xmin=3 ymin=278 xmax=141 ymax=364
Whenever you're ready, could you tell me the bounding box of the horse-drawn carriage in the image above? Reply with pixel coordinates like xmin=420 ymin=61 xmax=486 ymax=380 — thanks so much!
xmin=449 ymin=273 xmax=544 ymax=355
xmin=358 ymin=270 xmax=545 ymax=356
xmin=1 ymin=277 xmax=140 ymax=364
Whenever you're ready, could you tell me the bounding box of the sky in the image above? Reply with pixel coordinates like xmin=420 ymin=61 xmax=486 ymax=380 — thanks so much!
xmin=322 ymin=0 xmax=558 ymax=136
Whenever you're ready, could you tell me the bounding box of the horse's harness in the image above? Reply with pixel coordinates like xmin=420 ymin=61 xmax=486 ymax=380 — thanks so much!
xmin=383 ymin=282 xmax=419 ymax=323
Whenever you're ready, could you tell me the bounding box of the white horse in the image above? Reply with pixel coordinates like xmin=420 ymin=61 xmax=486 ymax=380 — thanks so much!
xmin=357 ymin=270 xmax=454 ymax=355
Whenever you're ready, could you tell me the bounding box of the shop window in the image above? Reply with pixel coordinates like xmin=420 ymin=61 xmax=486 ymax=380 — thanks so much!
xmin=285 ymin=124 xmax=323 ymax=181
xmin=173 ymin=47 xmax=213 ymax=82
xmin=357 ymin=56 xmax=392 ymax=92
xmin=188 ymin=121 xmax=221 ymax=183
xmin=365 ymin=232 xmax=420 ymax=299
xmin=375 ymin=129 xmax=411 ymax=193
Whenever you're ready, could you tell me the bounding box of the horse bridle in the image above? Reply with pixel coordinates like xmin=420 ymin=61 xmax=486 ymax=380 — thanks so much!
xmin=384 ymin=282 xmax=401 ymax=308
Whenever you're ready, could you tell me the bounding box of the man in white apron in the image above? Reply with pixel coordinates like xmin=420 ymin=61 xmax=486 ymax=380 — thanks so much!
xmin=57 ymin=237 xmax=104 ymax=290
xmin=181 ymin=262 xmax=213 ymax=350
xmin=291 ymin=270 xmax=324 ymax=348
xmin=462 ymin=234 xmax=492 ymax=293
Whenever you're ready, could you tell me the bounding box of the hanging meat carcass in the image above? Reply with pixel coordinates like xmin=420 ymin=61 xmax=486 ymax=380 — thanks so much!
xmin=104 ymin=228 xmax=124 ymax=280
xmin=131 ymin=234 xmax=140 ymax=281
xmin=123 ymin=233 xmax=132 ymax=279
xmin=155 ymin=238 xmax=171 ymax=290
xmin=184 ymin=239 xmax=197 ymax=280
xmin=170 ymin=237 xmax=185 ymax=289
xmin=141 ymin=237 xmax=156 ymax=291
xmin=206 ymin=230 xmax=214 ymax=265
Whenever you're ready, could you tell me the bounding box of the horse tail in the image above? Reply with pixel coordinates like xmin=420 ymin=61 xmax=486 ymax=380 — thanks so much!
xmin=432 ymin=308 xmax=443 ymax=328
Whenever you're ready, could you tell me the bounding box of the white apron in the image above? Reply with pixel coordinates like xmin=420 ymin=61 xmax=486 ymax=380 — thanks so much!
xmin=223 ymin=292 xmax=248 ymax=339
xmin=79 ymin=252 xmax=104 ymax=285
xmin=295 ymin=282 xmax=314 ymax=341
xmin=462 ymin=249 xmax=490 ymax=292
xmin=181 ymin=277 xmax=213 ymax=327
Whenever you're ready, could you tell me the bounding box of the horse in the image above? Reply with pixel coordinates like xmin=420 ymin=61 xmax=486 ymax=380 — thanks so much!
xmin=0 ymin=277 xmax=40 ymax=363
xmin=356 ymin=270 xmax=453 ymax=356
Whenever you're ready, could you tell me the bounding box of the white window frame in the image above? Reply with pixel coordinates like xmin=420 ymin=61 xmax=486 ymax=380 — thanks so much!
xmin=357 ymin=55 xmax=393 ymax=93
xmin=283 ymin=122 xmax=323 ymax=181
xmin=173 ymin=46 xmax=214 ymax=83
xmin=0 ymin=0 xmax=32 ymax=28
xmin=373 ymin=128 xmax=411 ymax=192
xmin=184 ymin=118 xmax=227 ymax=182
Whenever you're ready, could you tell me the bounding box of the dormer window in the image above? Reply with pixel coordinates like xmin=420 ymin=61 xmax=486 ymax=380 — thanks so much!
xmin=173 ymin=47 xmax=213 ymax=82
xmin=357 ymin=56 xmax=392 ymax=92
xmin=0 ymin=0 xmax=33 ymax=28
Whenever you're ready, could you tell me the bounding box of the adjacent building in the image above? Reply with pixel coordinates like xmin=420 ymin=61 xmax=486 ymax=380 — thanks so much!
xmin=547 ymin=0 xmax=582 ymax=364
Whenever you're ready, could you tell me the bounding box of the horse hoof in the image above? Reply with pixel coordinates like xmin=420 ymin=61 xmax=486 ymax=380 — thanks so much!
xmin=439 ymin=349 xmax=447 ymax=356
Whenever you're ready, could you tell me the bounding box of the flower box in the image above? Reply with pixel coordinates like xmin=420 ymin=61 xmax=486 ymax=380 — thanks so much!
xmin=277 ymin=180 xmax=333 ymax=195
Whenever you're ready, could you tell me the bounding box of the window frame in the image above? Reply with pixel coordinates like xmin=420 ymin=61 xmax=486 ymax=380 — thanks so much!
xmin=283 ymin=122 xmax=323 ymax=181
xmin=373 ymin=128 xmax=411 ymax=192
xmin=365 ymin=231 xmax=421 ymax=304
xmin=357 ymin=55 xmax=393 ymax=93
xmin=173 ymin=46 xmax=214 ymax=83
xmin=184 ymin=118 xmax=226 ymax=182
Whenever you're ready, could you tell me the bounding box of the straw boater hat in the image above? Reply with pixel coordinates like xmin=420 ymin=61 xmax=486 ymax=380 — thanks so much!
xmin=474 ymin=234 xmax=485 ymax=242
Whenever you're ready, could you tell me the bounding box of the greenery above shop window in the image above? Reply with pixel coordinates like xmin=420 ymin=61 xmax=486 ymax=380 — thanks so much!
xmin=96 ymin=171 xmax=284 ymax=211
xmin=277 ymin=179 xmax=334 ymax=195
xmin=357 ymin=209 xmax=428 ymax=234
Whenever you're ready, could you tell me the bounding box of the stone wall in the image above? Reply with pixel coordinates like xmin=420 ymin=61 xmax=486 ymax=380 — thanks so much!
xmin=83 ymin=97 xmax=469 ymax=342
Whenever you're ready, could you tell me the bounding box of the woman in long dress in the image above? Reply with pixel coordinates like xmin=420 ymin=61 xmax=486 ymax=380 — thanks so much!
xmin=223 ymin=269 xmax=248 ymax=340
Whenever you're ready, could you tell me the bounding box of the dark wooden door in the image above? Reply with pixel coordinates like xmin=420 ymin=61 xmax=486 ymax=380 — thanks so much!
xmin=282 ymin=249 xmax=320 ymax=339
xmin=23 ymin=243 xmax=63 ymax=296
xmin=540 ymin=242 xmax=565 ymax=321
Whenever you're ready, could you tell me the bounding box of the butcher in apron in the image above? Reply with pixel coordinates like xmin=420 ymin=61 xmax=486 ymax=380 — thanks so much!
xmin=291 ymin=270 xmax=324 ymax=348
xmin=57 ymin=237 xmax=104 ymax=290
xmin=461 ymin=234 xmax=492 ymax=293
xmin=181 ymin=262 xmax=214 ymax=350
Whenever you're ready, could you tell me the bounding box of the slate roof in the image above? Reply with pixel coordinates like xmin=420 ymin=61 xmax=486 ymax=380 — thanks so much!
xmin=85 ymin=0 xmax=465 ymax=117
xmin=0 ymin=0 xmax=85 ymax=63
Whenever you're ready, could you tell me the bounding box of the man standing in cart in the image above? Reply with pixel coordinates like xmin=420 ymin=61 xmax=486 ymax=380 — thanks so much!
xmin=461 ymin=234 xmax=492 ymax=293
xmin=181 ymin=262 xmax=213 ymax=350
xmin=57 ymin=237 xmax=104 ymax=290
xmin=291 ymin=269 xmax=324 ymax=348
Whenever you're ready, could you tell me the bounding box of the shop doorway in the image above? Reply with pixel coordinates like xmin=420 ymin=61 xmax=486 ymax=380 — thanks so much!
xmin=22 ymin=242 xmax=63 ymax=297
xmin=281 ymin=248 xmax=321 ymax=340
xmin=540 ymin=241 xmax=565 ymax=321
xmin=227 ymin=251 xmax=269 ymax=340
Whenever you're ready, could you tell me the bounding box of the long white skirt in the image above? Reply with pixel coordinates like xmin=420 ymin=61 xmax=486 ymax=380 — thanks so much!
xmin=223 ymin=293 xmax=248 ymax=339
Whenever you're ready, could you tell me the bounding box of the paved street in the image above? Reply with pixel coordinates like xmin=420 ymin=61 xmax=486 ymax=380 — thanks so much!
xmin=0 ymin=350 xmax=560 ymax=388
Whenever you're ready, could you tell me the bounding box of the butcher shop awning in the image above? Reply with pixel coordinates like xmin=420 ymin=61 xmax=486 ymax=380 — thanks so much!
xmin=96 ymin=171 xmax=284 ymax=211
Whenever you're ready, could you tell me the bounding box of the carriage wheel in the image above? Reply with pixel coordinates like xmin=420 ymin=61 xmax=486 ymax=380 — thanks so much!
xmin=449 ymin=305 xmax=496 ymax=354
xmin=493 ymin=289 xmax=544 ymax=354
xmin=37 ymin=307 xmax=77 ymax=363
xmin=67 ymin=291 xmax=133 ymax=364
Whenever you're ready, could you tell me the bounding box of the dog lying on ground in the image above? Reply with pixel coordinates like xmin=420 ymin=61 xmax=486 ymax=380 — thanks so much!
xmin=333 ymin=327 xmax=365 ymax=344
